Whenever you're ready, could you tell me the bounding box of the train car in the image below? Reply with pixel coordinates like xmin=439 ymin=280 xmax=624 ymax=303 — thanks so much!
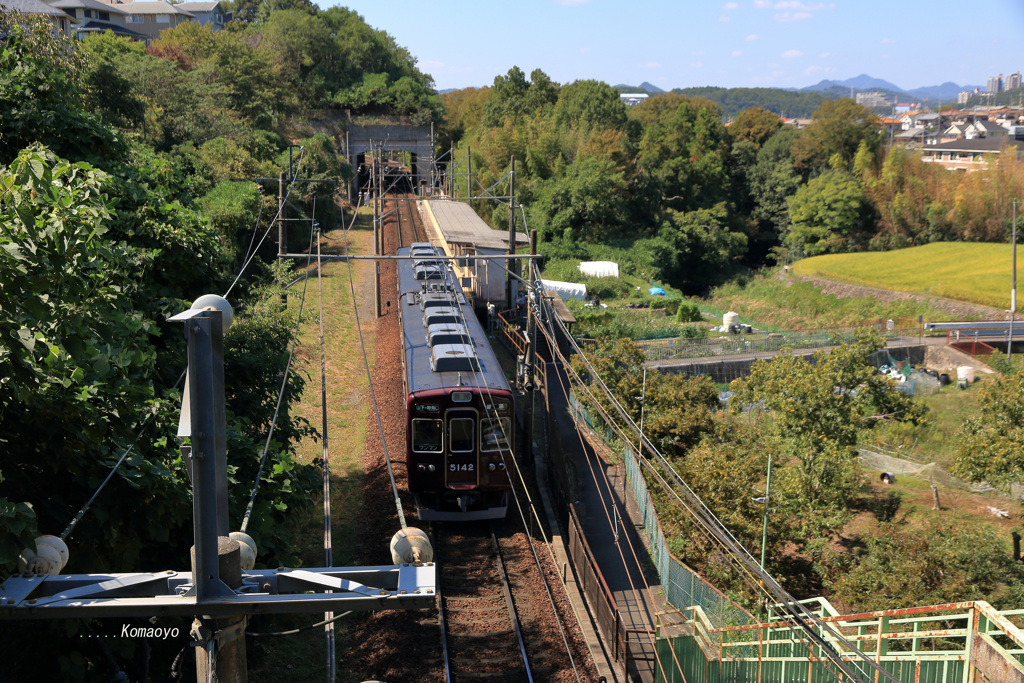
xmin=397 ymin=243 xmax=515 ymax=520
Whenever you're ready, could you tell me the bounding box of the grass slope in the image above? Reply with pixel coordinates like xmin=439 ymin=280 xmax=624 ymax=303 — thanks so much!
xmin=793 ymin=242 xmax=1015 ymax=310
xmin=704 ymin=275 xmax=950 ymax=329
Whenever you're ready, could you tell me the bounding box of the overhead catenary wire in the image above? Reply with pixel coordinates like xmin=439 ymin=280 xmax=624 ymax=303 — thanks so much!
xmin=223 ymin=148 xmax=308 ymax=299
xmin=340 ymin=180 xmax=408 ymax=529
xmin=537 ymin=295 xmax=896 ymax=683
xmin=312 ymin=197 xmax=338 ymax=683
xmin=410 ymin=204 xmax=583 ymax=681
xmin=60 ymin=369 xmax=186 ymax=542
xmin=525 ymin=261 xmax=680 ymax=683
xmin=239 ymin=196 xmax=319 ymax=534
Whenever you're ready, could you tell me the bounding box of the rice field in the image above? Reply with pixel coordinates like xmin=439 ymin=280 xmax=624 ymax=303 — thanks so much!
xmin=793 ymin=242 xmax=1017 ymax=310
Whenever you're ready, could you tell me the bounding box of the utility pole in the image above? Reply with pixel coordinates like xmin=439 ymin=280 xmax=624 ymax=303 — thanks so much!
xmin=374 ymin=149 xmax=381 ymax=318
xmin=523 ymin=229 xmax=537 ymax=461
xmin=467 ymin=146 xmax=473 ymax=209
xmin=507 ymin=156 xmax=517 ymax=310
xmin=1010 ymin=199 xmax=1018 ymax=362
xmin=278 ymin=172 xmax=287 ymax=307
xmin=759 ymin=454 xmax=772 ymax=572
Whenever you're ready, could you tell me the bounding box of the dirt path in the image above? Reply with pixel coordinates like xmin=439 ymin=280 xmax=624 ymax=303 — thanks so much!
xmin=786 ymin=273 xmax=1009 ymax=320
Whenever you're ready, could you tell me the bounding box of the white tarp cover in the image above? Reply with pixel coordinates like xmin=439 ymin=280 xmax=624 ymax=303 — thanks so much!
xmin=541 ymin=279 xmax=588 ymax=302
xmin=578 ymin=261 xmax=619 ymax=278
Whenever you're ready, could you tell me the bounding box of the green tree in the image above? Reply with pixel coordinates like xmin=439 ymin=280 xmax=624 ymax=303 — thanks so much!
xmin=791 ymin=98 xmax=881 ymax=172
xmin=730 ymin=336 xmax=925 ymax=514
xmin=784 ymin=166 xmax=871 ymax=256
xmin=0 ymin=11 xmax=122 ymax=166
xmin=729 ymin=106 xmax=783 ymax=148
xmin=658 ymin=203 xmax=747 ymax=291
xmin=823 ymin=520 xmax=1024 ymax=611
xmin=951 ymin=368 xmax=1024 ymax=488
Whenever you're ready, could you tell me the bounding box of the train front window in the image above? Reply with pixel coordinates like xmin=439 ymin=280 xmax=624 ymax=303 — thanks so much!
xmin=480 ymin=417 xmax=511 ymax=451
xmin=412 ymin=419 xmax=443 ymax=453
xmin=449 ymin=418 xmax=475 ymax=452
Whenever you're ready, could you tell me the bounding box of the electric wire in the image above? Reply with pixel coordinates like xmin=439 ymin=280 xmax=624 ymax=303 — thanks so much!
xmin=223 ymin=147 xmax=307 ymax=299
xmin=340 ymin=175 xmax=407 ymax=529
xmin=540 ymin=300 xmax=895 ymax=683
xmin=309 ymin=196 xmax=338 ymax=683
xmin=239 ymin=201 xmax=318 ymax=534
xmin=246 ymin=611 xmax=353 ymax=637
xmin=527 ymin=273 xmax=682 ymax=683
xmin=404 ymin=198 xmax=583 ymax=681
xmin=60 ymin=369 xmax=186 ymax=542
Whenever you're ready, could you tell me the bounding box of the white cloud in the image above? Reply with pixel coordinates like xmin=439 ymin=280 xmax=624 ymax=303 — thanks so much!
xmin=746 ymin=33 xmax=759 ymax=41
xmin=722 ymin=1 xmax=739 ymax=8
xmin=804 ymin=65 xmax=833 ymax=75
xmin=818 ymin=52 xmax=832 ymax=58
xmin=732 ymin=50 xmax=743 ymax=57
xmin=753 ymin=1 xmax=833 ymax=22
xmin=881 ymin=37 xmax=896 ymax=44
xmin=691 ymin=60 xmax=704 ymax=69
xmin=782 ymin=49 xmax=803 ymax=58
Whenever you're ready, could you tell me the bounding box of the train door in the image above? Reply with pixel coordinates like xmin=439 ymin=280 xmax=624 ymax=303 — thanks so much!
xmin=445 ymin=408 xmax=478 ymax=488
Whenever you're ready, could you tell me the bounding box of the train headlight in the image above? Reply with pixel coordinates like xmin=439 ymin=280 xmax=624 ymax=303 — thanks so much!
xmin=428 ymin=464 xmax=436 ymax=472
xmin=498 ymin=462 xmax=506 ymax=470
xmin=488 ymin=463 xmax=496 ymax=471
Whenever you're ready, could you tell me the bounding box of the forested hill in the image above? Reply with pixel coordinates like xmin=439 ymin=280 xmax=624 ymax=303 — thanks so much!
xmin=668 ymin=86 xmax=835 ymax=119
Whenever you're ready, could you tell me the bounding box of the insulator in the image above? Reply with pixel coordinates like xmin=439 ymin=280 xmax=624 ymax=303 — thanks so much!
xmin=191 ymin=294 xmax=234 ymax=330
xmin=35 ymin=535 xmax=69 ymax=571
xmin=18 ymin=540 xmax=62 ymax=576
xmin=390 ymin=527 xmax=433 ymax=565
xmin=229 ymin=531 xmax=257 ymax=571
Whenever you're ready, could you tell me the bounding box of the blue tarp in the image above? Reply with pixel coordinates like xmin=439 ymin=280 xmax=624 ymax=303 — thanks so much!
xmin=648 ymin=287 xmax=666 ymax=296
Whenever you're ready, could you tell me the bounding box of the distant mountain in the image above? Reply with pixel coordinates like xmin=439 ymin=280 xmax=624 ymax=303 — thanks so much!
xmin=908 ymin=82 xmax=982 ymax=101
xmin=614 ymin=82 xmax=664 ymax=94
xmin=803 ymin=74 xmax=905 ymax=93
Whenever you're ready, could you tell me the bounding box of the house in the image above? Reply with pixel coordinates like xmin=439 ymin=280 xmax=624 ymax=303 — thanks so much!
xmin=95 ymin=0 xmax=192 ymax=42
xmin=45 ymin=0 xmax=147 ymax=40
xmin=1 ymin=0 xmax=75 ymax=34
xmin=894 ymin=126 xmax=938 ymax=147
xmin=966 ymin=119 xmax=1007 ymax=139
xmin=175 ymin=1 xmax=225 ymax=29
xmin=919 ymin=138 xmax=1018 ymax=172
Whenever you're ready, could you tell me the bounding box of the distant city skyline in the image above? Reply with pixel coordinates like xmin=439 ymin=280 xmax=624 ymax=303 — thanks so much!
xmin=335 ymin=0 xmax=1023 ymax=93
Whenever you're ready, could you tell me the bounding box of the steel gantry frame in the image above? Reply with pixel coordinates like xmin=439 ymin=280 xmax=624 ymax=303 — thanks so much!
xmin=0 ymin=303 xmax=435 ymax=676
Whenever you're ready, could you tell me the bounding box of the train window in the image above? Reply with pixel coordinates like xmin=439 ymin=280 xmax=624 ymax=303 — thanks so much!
xmin=451 ymin=391 xmax=472 ymax=403
xmin=480 ymin=417 xmax=511 ymax=451
xmin=449 ymin=418 xmax=475 ymax=452
xmin=411 ymin=419 xmax=443 ymax=452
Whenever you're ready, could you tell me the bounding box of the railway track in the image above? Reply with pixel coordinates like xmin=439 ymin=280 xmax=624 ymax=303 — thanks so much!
xmin=383 ymin=192 xmax=426 ymax=251
xmin=435 ymin=522 xmax=533 ymax=682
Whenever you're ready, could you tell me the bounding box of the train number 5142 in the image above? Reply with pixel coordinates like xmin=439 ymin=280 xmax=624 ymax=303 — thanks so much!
xmin=449 ymin=464 xmax=474 ymax=472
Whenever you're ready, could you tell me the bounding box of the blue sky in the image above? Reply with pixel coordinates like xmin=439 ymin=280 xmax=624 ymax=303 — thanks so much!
xmin=332 ymin=1 xmax=1023 ymax=93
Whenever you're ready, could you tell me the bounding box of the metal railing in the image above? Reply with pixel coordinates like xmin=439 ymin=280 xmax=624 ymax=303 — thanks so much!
xmin=657 ymin=597 xmax=1024 ymax=683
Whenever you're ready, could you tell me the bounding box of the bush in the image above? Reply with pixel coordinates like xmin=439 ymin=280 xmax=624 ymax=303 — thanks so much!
xmin=651 ymin=298 xmax=681 ymax=315
xmin=677 ymin=301 xmax=703 ymax=323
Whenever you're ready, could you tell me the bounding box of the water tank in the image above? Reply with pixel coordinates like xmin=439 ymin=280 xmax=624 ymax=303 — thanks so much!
xmin=957 ymin=366 xmax=975 ymax=383
xmin=723 ymin=311 xmax=740 ymax=328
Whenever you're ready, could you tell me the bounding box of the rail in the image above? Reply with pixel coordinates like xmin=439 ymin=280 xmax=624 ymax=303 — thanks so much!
xmin=657 ymin=598 xmax=1024 ymax=683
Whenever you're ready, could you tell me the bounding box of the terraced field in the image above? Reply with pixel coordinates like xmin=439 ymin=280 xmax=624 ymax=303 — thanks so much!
xmin=793 ymin=242 xmax=1016 ymax=310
